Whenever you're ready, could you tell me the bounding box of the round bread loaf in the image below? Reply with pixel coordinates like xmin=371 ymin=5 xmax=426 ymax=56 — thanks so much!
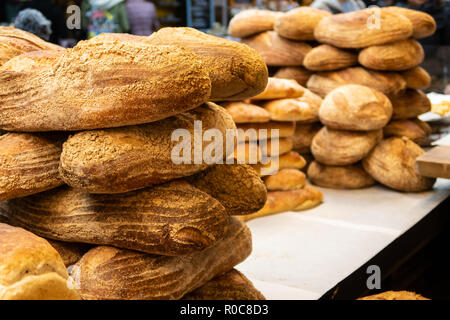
xmin=362 ymin=137 xmax=436 ymax=192
xmin=391 ymin=89 xmax=431 ymax=120
xmin=319 ymin=85 xmax=393 ymax=131
xmin=383 ymin=118 xmax=431 ymax=146
xmin=273 ymin=66 xmax=313 ymax=86
xmin=383 ymin=7 xmax=436 ymax=39
xmin=304 ymin=44 xmax=358 ymax=71
xmin=228 ymin=9 xmax=282 ymax=38
xmin=401 ymin=66 xmax=431 ymax=90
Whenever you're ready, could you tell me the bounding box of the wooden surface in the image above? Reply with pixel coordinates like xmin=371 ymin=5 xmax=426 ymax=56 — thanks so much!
xmin=416 ymin=146 xmax=450 ymax=179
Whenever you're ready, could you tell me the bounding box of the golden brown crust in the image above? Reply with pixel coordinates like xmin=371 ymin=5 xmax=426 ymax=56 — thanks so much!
xmin=47 ymin=240 xmax=91 ymax=267
xmin=2 ymin=181 xmax=230 ymax=256
xmin=0 ymin=132 xmax=65 ymax=201
xmin=252 ymin=77 xmax=305 ymax=100
xmin=273 ymin=66 xmax=313 ymax=87
xmin=383 ymin=118 xmax=431 ymax=146
xmin=73 ymin=217 xmax=252 ymax=300
xmin=0 ymin=223 xmax=80 ymax=300
xmin=233 ymin=138 xmax=294 ymax=163
xmin=264 ymin=169 xmax=306 ymax=191
xmin=237 ymin=121 xmax=296 ymax=141
xmin=0 ymin=50 xmax=63 ymax=72
xmin=183 ymin=269 xmax=265 ymax=300
xmin=314 ymin=9 xmax=413 ymax=48
xmin=222 ymin=101 xmax=271 ymax=123
xmin=263 ymin=94 xmax=320 ymax=123
xmin=304 ymin=44 xmax=358 ymax=71
xmin=358 ymin=290 xmax=429 ymax=300
xmin=311 ymin=127 xmax=383 ymax=166
xmin=289 ymin=122 xmax=322 ymax=153
xmin=307 ymin=161 xmax=375 ymax=189
xmin=306 ymin=67 xmax=407 ymax=98
xmin=362 ymin=137 xmax=436 ymax=192
xmin=401 ymin=66 xmax=431 ymax=90
xmin=59 ymin=103 xmax=235 ymax=194
xmin=251 ymin=151 xmax=307 ymax=176
xmin=358 ymin=39 xmax=424 ymax=71
xmin=242 ymin=31 xmax=312 ymax=67
xmin=319 ymin=85 xmax=393 ymax=131
xmin=148 ymin=27 xmax=268 ymax=101
xmin=228 ymin=9 xmax=282 ymax=38
xmin=391 ymin=89 xmax=431 ymax=120
xmin=383 ymin=7 xmax=436 ymax=39
xmin=274 ymin=7 xmax=331 ymax=41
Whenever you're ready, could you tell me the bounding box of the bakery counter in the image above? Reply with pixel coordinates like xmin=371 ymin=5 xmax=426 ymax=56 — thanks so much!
xmin=237 ymin=179 xmax=450 ymax=300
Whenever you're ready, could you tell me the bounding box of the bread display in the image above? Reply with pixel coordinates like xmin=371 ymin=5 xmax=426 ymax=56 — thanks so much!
xmin=274 ymin=66 xmax=313 ymax=87
xmin=308 ymin=161 xmax=375 ymax=189
xmin=72 ymin=217 xmax=251 ymax=300
xmin=252 ymin=77 xmax=305 ymax=100
xmin=264 ymin=169 xmax=306 ymax=191
xmin=383 ymin=119 xmax=431 ymax=146
xmin=391 ymin=89 xmax=431 ymax=120
xmin=0 ymin=132 xmax=65 ymax=201
xmin=401 ymin=66 xmax=431 ymax=90
xmin=358 ymin=290 xmax=430 ymax=300
xmin=183 ymin=269 xmax=265 ymax=300
xmin=242 ymin=31 xmax=312 ymax=66
xmin=304 ymin=44 xmax=358 ymax=71
xmin=383 ymin=7 xmax=436 ymax=39
xmin=319 ymin=85 xmax=393 ymax=131
xmin=0 ymin=223 xmax=80 ymax=300
xmin=362 ymin=137 xmax=436 ymax=192
xmin=274 ymin=7 xmax=331 ymax=41
xmin=358 ymin=39 xmax=424 ymax=71
xmin=237 ymin=121 xmax=296 ymax=141
xmin=228 ymin=9 xmax=282 ymax=38
xmin=47 ymin=240 xmax=91 ymax=267
xmin=314 ymin=9 xmax=413 ymax=48
xmin=311 ymin=127 xmax=383 ymax=166
xmin=290 ymin=122 xmax=322 ymax=153
xmin=222 ymin=101 xmax=270 ymax=123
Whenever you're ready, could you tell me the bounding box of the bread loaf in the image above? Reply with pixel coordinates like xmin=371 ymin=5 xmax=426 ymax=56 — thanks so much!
xmin=289 ymin=122 xmax=322 ymax=153
xmin=274 ymin=7 xmax=331 ymax=41
xmin=2 ymin=181 xmax=230 ymax=256
xmin=148 ymin=27 xmax=268 ymax=101
xmin=242 ymin=31 xmax=312 ymax=66
xmin=314 ymin=9 xmax=413 ymax=48
xmin=237 ymin=121 xmax=296 ymax=141
xmin=251 ymin=151 xmax=307 ymax=176
xmin=252 ymin=77 xmax=305 ymax=100
xmin=401 ymin=66 xmax=431 ymax=90
xmin=264 ymin=169 xmax=306 ymax=191
xmin=60 ymin=103 xmax=235 ymax=194
xmin=359 ymin=39 xmax=424 ymax=71
xmin=362 ymin=137 xmax=436 ymax=192
xmin=183 ymin=269 xmax=265 ymax=300
xmin=383 ymin=7 xmax=436 ymax=39
xmin=0 ymin=40 xmax=211 ymax=132
xmin=358 ymin=290 xmax=430 ymax=300
xmin=47 ymin=240 xmax=91 ymax=267
xmin=391 ymin=89 xmax=431 ymax=120
xmin=0 ymin=223 xmax=80 ymax=300
xmin=263 ymin=97 xmax=319 ymax=123
xmin=273 ymin=66 xmax=313 ymax=86
xmin=0 ymin=132 xmax=65 ymax=201
xmin=73 ymin=217 xmax=252 ymax=300
xmin=228 ymin=9 xmax=282 ymax=38
xmin=0 ymin=50 xmax=62 ymax=72
xmin=383 ymin=118 xmax=431 ymax=146
xmin=307 ymin=161 xmax=375 ymax=189
xmin=223 ymin=101 xmax=270 ymax=123
xmin=233 ymin=138 xmax=294 ymax=163
xmin=304 ymin=44 xmax=358 ymax=71
xmin=319 ymin=85 xmax=393 ymax=131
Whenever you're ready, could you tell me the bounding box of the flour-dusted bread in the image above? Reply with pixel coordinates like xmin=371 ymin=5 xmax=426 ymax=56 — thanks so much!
xmin=237 ymin=121 xmax=296 ymax=141
xmin=401 ymin=66 xmax=431 ymax=90
xmin=362 ymin=137 xmax=436 ymax=192
xmin=222 ymin=101 xmax=271 ymax=123
xmin=148 ymin=27 xmax=268 ymax=101
xmin=228 ymin=9 xmax=282 ymax=38
xmin=307 ymin=161 xmax=375 ymax=189
xmin=384 ymin=118 xmax=431 ymax=146
xmin=264 ymin=169 xmax=306 ymax=191
xmin=0 ymin=223 xmax=80 ymax=300
xmin=47 ymin=240 xmax=91 ymax=267
xmin=383 ymin=7 xmax=436 ymax=39
xmin=0 ymin=132 xmax=65 ymax=201
xmin=0 ymin=40 xmax=211 ymax=132
xmin=307 ymin=67 xmax=407 ymax=98
xmin=72 ymin=217 xmax=252 ymax=300
xmin=312 ymin=127 xmax=383 ymax=166
xmin=273 ymin=66 xmax=313 ymax=86
xmin=0 ymin=49 xmax=63 ymax=72
xmin=314 ymin=9 xmax=413 ymax=48
xmin=60 ymin=103 xmax=235 ymax=194
xmin=251 ymin=151 xmax=307 ymax=176
xmin=252 ymin=77 xmax=305 ymax=100
xmin=304 ymin=44 xmax=358 ymax=71
xmin=242 ymin=31 xmax=312 ymax=66
xmin=391 ymin=89 xmax=431 ymax=120
xmin=274 ymin=7 xmax=331 ymax=41
xmin=289 ymin=122 xmax=322 ymax=153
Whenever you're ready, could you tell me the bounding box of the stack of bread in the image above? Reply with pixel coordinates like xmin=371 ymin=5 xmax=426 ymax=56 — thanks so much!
xmin=0 ymin=26 xmax=269 ymax=300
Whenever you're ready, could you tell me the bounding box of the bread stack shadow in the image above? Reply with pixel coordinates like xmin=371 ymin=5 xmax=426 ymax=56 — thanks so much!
xmin=230 ymin=7 xmax=437 ymax=192
xmin=0 ymin=26 xmax=269 ymax=300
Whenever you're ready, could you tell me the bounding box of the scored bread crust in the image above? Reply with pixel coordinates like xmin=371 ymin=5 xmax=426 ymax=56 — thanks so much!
xmin=304 ymin=44 xmax=358 ymax=71
xmin=228 ymin=9 xmax=282 ymax=38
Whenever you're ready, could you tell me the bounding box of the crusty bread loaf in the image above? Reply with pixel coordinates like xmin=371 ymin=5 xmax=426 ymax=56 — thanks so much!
xmin=0 ymin=26 xmax=62 ymax=66
xmin=307 ymin=67 xmax=407 ymax=98
xmin=358 ymin=290 xmax=430 ymax=300
xmin=304 ymin=44 xmax=358 ymax=71
xmin=183 ymin=269 xmax=265 ymax=300
xmin=233 ymin=138 xmax=294 ymax=163
xmin=401 ymin=66 xmax=431 ymax=90
xmin=60 ymin=103 xmax=235 ymax=194
xmin=312 ymin=127 xmax=383 ymax=166
xmin=308 ymin=161 xmax=375 ymax=189
xmin=263 ymin=96 xmax=319 ymax=123
xmin=383 ymin=7 xmax=436 ymax=39
xmin=0 ymin=40 xmax=211 ymax=132
xmin=359 ymin=39 xmax=424 ymax=71
xmin=73 ymin=217 xmax=252 ymax=300
xmin=289 ymin=122 xmax=322 ymax=153
xmin=148 ymin=27 xmax=268 ymax=101
xmin=384 ymin=118 xmax=431 ymax=146
xmin=264 ymin=169 xmax=306 ymax=191
xmin=88 ymin=32 xmax=146 ymax=43
xmin=0 ymin=223 xmax=80 ymax=300
xmin=314 ymin=9 xmax=413 ymax=48
xmin=242 ymin=31 xmax=312 ymax=66
xmin=362 ymin=137 xmax=436 ymax=192
xmin=0 ymin=132 xmax=65 ymax=201
xmin=222 ymin=101 xmax=271 ymax=123
xmin=391 ymin=89 xmax=431 ymax=120
xmin=47 ymin=240 xmax=91 ymax=267
xmin=252 ymin=77 xmax=305 ymax=100
xmin=237 ymin=121 xmax=296 ymax=141
xmin=2 ymin=181 xmax=229 ymax=256
xmin=228 ymin=9 xmax=282 ymax=38
xmin=274 ymin=7 xmax=331 ymax=41
xmin=273 ymin=66 xmax=313 ymax=86
xmin=251 ymin=151 xmax=307 ymax=176
xmin=0 ymin=50 xmax=62 ymax=72
xmin=319 ymin=85 xmax=393 ymax=131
